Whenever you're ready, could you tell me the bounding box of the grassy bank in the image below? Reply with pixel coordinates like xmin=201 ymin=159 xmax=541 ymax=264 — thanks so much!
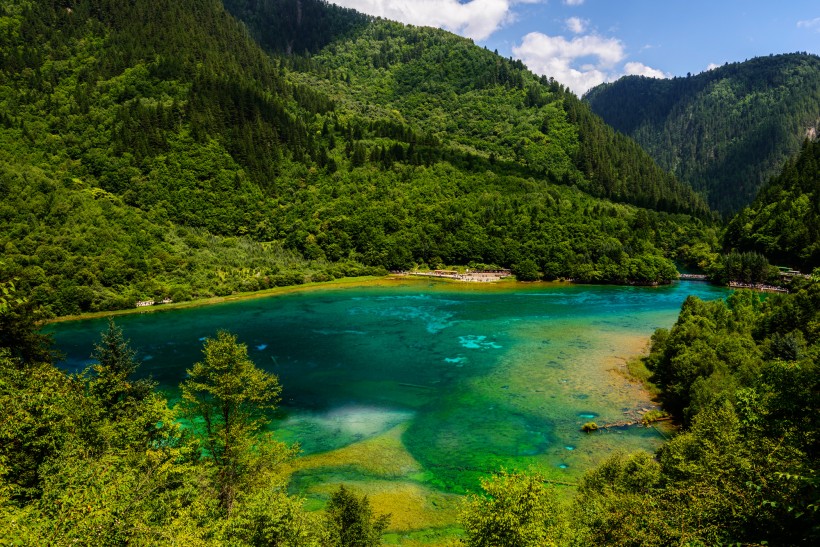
xmin=43 ymin=275 xmax=584 ymax=324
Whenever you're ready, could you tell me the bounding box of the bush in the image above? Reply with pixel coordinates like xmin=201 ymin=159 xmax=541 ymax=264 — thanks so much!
xmin=325 ymin=485 xmax=390 ymax=547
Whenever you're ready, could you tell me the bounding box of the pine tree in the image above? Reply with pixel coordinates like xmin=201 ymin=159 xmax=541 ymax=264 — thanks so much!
xmin=181 ymin=330 xmax=283 ymax=514
xmin=88 ymin=318 xmax=153 ymax=413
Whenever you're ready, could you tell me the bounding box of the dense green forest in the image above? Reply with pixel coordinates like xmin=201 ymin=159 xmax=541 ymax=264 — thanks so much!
xmin=1 ymin=0 xmax=818 ymax=544
xmin=227 ymin=0 xmax=709 ymax=216
xmin=0 ymin=0 xmax=718 ymax=317
xmin=725 ymin=139 xmax=820 ymax=271
xmin=585 ymin=53 xmax=820 ymax=214
xmin=2 ymin=269 xmax=817 ymax=545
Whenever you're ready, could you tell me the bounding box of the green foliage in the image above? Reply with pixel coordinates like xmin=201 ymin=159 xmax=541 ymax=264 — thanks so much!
xmin=0 ymin=273 xmax=53 ymax=363
xmin=643 ymin=291 xmax=765 ymax=420
xmin=586 ymin=53 xmax=820 ymax=214
xmin=655 ymin=399 xmax=816 ymax=544
xmin=574 ymin=452 xmax=672 ymax=546
xmin=725 ymin=139 xmax=820 ymax=271
xmin=0 ymin=276 xmax=19 ymax=316
xmin=550 ymin=282 xmax=820 ymax=545
xmin=512 ymin=259 xmax=540 ymax=281
xmin=0 ymin=0 xmax=719 ymax=318
xmin=181 ymin=330 xmax=287 ymax=515
xmin=460 ymin=471 xmax=567 ymax=547
xmin=709 ymin=250 xmax=778 ymax=284
xmin=627 ymin=282 xmax=820 ymax=544
xmin=325 ymin=485 xmax=390 ymax=547
xmin=87 ymin=318 xmax=154 ymax=414
xmin=220 ymin=483 xmax=329 ymax=546
xmin=0 ymin=349 xmax=77 ymax=502
xmin=0 ymin=299 xmax=192 ymax=544
xmin=0 ymin=305 xmax=325 ymax=545
xmin=640 ymin=410 xmax=668 ymax=425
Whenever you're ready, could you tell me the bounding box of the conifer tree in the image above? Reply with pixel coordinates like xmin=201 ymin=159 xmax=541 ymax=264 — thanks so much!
xmin=88 ymin=318 xmax=153 ymax=414
xmin=181 ymin=330 xmax=283 ymax=514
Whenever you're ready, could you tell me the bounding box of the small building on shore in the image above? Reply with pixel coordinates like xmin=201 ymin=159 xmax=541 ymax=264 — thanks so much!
xmin=136 ymin=298 xmax=173 ymax=308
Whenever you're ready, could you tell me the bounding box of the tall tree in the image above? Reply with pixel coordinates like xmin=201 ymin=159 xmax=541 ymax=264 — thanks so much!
xmin=181 ymin=330 xmax=282 ymax=514
xmin=87 ymin=318 xmax=153 ymax=414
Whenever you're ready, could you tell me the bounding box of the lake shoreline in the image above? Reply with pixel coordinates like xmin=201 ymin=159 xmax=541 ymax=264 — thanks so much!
xmin=43 ymin=274 xmax=701 ymax=325
xmin=41 ymin=275 xmax=556 ymax=324
xmin=43 ymin=275 xmax=387 ymax=324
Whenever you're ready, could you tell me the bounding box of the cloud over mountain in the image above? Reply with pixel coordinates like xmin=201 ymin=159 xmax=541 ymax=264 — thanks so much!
xmin=331 ymin=1 xmax=668 ymax=95
xmin=329 ymin=0 xmax=539 ymax=41
xmin=513 ymin=31 xmax=668 ymax=94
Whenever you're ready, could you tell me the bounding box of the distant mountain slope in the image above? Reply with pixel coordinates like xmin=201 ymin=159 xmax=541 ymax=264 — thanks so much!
xmin=223 ymin=0 xmax=370 ymax=55
xmin=0 ymin=0 xmax=717 ymax=316
xmin=725 ymin=139 xmax=820 ymax=270
xmin=585 ymin=53 xmax=820 ymax=214
xmin=224 ymin=0 xmax=710 ymax=217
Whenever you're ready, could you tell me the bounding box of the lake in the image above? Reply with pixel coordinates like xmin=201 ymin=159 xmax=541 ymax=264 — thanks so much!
xmin=45 ymin=278 xmax=729 ymax=540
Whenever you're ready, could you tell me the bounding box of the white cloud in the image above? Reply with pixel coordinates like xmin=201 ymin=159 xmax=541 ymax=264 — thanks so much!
xmin=565 ymin=16 xmax=588 ymax=34
xmin=706 ymin=62 xmax=720 ymax=71
xmin=329 ymin=0 xmax=541 ymax=41
xmin=512 ymin=32 xmax=621 ymax=93
xmin=515 ymin=32 xmax=626 ymax=68
xmin=330 ymin=1 xmax=668 ymax=95
xmin=512 ymin=32 xmax=668 ymax=94
xmin=624 ymin=61 xmax=669 ymax=79
xmin=797 ymin=17 xmax=820 ymax=32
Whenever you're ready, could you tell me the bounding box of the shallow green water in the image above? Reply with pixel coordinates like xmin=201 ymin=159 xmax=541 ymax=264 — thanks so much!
xmin=46 ymin=280 xmax=728 ymax=492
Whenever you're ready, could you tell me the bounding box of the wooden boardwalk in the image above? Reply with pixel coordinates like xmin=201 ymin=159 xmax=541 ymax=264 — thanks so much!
xmin=678 ymin=273 xmax=708 ymax=281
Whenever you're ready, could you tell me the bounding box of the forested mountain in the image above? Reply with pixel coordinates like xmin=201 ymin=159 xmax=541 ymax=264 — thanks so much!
xmin=0 ymin=0 xmax=715 ymax=317
xmin=585 ymin=53 xmax=820 ymax=214
xmin=226 ymin=0 xmax=709 ymax=216
xmin=222 ymin=0 xmax=370 ymax=55
xmin=725 ymin=138 xmax=820 ymax=270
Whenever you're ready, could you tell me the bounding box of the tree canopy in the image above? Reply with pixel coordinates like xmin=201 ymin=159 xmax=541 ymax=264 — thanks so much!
xmin=0 ymin=0 xmax=719 ymax=318
xmin=725 ymin=138 xmax=820 ymax=270
xmin=586 ymin=53 xmax=820 ymax=214
xmin=181 ymin=330 xmax=284 ymax=514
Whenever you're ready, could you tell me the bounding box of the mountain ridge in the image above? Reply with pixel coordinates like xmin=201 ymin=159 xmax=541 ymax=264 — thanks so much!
xmin=725 ymin=138 xmax=820 ymax=270
xmin=0 ymin=0 xmax=716 ymax=317
xmin=585 ymin=52 xmax=820 ymax=214
xmin=229 ymin=0 xmax=710 ymax=215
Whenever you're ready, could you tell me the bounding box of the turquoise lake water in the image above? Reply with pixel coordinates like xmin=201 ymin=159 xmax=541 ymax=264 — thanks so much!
xmin=45 ymin=279 xmax=729 ymax=493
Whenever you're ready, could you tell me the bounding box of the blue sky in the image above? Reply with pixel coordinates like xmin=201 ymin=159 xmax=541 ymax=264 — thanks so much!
xmin=329 ymin=1 xmax=820 ymax=94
